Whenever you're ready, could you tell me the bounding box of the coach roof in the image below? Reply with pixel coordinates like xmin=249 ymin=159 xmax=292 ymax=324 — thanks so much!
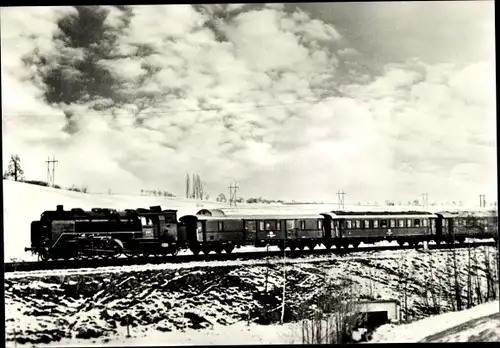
xmin=322 ymin=212 xmax=438 ymax=220
xmin=186 ymin=214 xmax=324 ymax=221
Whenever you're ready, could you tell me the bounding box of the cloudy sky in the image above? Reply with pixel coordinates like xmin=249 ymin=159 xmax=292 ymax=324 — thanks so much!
xmin=1 ymin=3 xmax=496 ymax=204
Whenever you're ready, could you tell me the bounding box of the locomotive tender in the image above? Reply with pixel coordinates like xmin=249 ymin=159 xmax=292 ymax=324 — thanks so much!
xmin=26 ymin=205 xmax=498 ymax=261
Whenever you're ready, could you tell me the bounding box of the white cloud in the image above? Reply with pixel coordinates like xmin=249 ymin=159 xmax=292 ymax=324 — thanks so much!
xmin=1 ymin=5 xmax=496 ymax=204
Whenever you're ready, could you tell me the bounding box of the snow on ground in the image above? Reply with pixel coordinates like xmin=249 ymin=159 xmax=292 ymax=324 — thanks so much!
xmin=4 ymin=179 xmax=493 ymax=263
xmin=5 ymin=246 xmax=499 ymax=346
xmin=42 ymin=302 xmax=500 ymax=346
xmin=23 ymin=321 xmax=306 ymax=346
xmin=370 ymin=300 xmax=499 ymax=343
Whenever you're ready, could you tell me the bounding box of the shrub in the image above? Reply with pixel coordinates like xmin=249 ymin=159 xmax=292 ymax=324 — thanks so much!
xmin=22 ymin=180 xmax=48 ymax=187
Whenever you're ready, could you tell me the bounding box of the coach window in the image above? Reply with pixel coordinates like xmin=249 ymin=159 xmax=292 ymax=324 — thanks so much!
xmin=407 ymin=219 xmax=412 ymax=228
xmin=277 ymin=221 xmax=281 ymax=230
xmin=287 ymin=220 xmax=296 ymax=231
xmin=225 ymin=220 xmax=243 ymax=232
xmin=346 ymin=220 xmax=352 ymax=229
xmin=305 ymin=219 xmax=317 ymax=230
xmin=423 ymin=219 xmax=428 ymax=227
xmin=363 ymin=220 xmax=369 ymax=228
xmin=218 ymin=222 xmax=224 ymax=231
xmin=443 ymin=219 xmax=448 ymax=227
xmin=414 ymin=219 xmax=421 ymax=227
xmin=196 ymin=221 xmax=203 ymax=233
xmin=390 ymin=219 xmax=396 ymax=228
xmin=398 ymin=219 xmax=404 ymax=228
xmin=355 ymin=220 xmax=361 ymax=229
xmin=374 ymin=220 xmax=379 ymax=228
xmin=300 ymin=220 xmax=306 ymax=230
xmin=265 ymin=221 xmax=277 ymax=231
xmin=246 ymin=221 xmax=257 ymax=232
xmin=259 ymin=221 xmax=265 ymax=231
xmin=381 ymin=220 xmax=388 ymax=228
xmin=318 ymin=219 xmax=323 ymax=230
xmin=206 ymin=220 xmax=219 ymax=232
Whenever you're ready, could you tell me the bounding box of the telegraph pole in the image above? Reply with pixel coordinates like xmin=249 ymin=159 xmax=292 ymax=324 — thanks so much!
xmin=45 ymin=156 xmax=58 ymax=187
xmin=422 ymin=193 xmax=428 ymax=210
xmin=337 ymin=190 xmax=346 ymax=210
xmin=228 ymin=182 xmax=239 ymax=207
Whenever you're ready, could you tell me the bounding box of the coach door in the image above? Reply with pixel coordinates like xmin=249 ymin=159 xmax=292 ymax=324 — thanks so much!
xmin=244 ymin=220 xmax=257 ymax=244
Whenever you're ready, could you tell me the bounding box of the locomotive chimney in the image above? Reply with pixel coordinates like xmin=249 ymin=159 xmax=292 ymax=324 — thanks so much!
xmin=56 ymin=205 xmax=63 ymax=212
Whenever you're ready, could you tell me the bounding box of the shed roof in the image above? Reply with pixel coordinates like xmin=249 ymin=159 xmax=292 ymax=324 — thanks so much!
xmin=196 ymin=209 xmax=226 ymax=217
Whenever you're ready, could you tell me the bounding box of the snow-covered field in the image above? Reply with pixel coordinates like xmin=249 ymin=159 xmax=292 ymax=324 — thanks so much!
xmin=3 ymin=179 xmax=493 ymax=262
xmin=5 ymin=245 xmax=499 ymax=345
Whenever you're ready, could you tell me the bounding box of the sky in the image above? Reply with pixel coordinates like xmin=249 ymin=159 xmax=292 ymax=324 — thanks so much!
xmin=1 ymin=3 xmax=496 ymax=204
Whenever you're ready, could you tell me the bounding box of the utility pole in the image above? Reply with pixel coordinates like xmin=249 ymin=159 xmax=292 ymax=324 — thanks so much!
xmin=337 ymin=190 xmax=346 ymax=210
xmin=228 ymin=182 xmax=239 ymax=207
xmin=422 ymin=193 xmax=429 ymax=210
xmin=45 ymin=156 xmax=58 ymax=187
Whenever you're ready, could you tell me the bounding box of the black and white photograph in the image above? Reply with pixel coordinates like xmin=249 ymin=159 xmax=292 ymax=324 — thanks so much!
xmin=2 ymin=1 xmax=498 ymax=345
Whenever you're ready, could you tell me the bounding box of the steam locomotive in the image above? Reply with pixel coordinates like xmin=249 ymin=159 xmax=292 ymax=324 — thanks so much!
xmin=25 ymin=205 xmax=498 ymax=261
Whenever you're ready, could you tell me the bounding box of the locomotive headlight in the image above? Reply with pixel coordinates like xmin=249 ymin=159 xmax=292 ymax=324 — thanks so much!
xmin=161 ymin=243 xmax=169 ymax=248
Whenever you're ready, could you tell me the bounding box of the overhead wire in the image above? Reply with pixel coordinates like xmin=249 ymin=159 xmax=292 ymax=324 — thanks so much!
xmin=2 ymin=91 xmax=348 ymax=118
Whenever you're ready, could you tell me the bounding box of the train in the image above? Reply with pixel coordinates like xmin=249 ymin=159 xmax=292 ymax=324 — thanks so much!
xmin=25 ymin=205 xmax=498 ymax=261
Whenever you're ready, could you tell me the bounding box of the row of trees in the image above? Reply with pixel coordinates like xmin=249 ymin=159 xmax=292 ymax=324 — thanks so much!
xmin=185 ymin=173 xmax=209 ymax=200
xmin=140 ymin=189 xmax=175 ymax=197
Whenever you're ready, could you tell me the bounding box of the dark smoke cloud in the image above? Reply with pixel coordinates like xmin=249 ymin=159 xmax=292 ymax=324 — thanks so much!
xmin=25 ymin=6 xmax=133 ymax=116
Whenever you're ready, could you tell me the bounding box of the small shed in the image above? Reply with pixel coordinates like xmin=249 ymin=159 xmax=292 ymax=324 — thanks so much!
xmin=354 ymin=299 xmax=401 ymax=327
xmin=196 ymin=209 xmax=226 ymax=217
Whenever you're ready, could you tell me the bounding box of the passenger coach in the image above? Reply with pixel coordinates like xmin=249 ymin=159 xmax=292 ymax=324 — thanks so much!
xmin=180 ymin=213 xmax=325 ymax=254
xmin=321 ymin=211 xmax=439 ymax=248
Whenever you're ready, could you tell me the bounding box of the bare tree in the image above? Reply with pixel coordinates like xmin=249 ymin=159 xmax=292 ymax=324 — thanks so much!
xmin=186 ymin=173 xmax=190 ymax=199
xmin=299 ymin=278 xmax=365 ymax=344
xmin=198 ymin=174 xmax=205 ymax=200
xmin=452 ymin=243 xmax=462 ymax=311
xmin=467 ymin=243 xmax=473 ymax=308
xmin=5 ymin=154 xmax=24 ymax=182
xmin=217 ymin=193 xmax=227 ymax=203
xmin=191 ymin=173 xmax=196 ymax=199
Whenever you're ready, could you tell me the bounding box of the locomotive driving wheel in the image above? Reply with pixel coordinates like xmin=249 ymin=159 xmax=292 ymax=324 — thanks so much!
xmin=38 ymin=250 xmax=51 ymax=262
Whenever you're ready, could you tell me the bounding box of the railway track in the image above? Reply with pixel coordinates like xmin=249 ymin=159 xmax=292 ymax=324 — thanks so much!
xmin=5 ymin=240 xmax=497 ymax=273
